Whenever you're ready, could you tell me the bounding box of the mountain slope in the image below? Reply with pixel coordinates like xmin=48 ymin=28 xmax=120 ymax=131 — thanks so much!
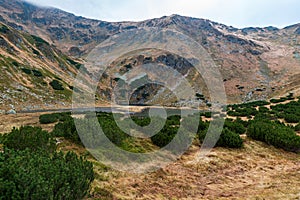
xmin=0 ymin=22 xmax=82 ymax=111
xmin=0 ymin=0 xmax=300 ymax=105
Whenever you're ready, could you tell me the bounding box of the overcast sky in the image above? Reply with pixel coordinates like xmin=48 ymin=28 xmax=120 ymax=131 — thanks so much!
xmin=25 ymin=0 xmax=300 ymax=28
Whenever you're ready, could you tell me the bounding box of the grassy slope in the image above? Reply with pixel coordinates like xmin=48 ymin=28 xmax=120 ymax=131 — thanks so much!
xmin=0 ymin=23 xmax=81 ymax=111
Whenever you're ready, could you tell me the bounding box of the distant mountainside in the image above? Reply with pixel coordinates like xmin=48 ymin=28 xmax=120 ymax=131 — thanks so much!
xmin=0 ymin=21 xmax=83 ymax=111
xmin=0 ymin=0 xmax=300 ymax=110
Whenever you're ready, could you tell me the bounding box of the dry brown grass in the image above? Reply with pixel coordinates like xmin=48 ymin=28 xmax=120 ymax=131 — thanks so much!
xmin=0 ymin=112 xmax=57 ymax=134
xmin=89 ymin=139 xmax=300 ymax=200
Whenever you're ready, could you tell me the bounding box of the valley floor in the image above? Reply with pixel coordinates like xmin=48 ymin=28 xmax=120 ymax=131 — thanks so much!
xmin=91 ymin=139 xmax=300 ymax=200
xmin=1 ymin=112 xmax=300 ymax=200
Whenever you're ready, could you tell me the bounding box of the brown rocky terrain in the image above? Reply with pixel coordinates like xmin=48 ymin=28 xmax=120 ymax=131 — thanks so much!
xmin=0 ymin=0 xmax=300 ymax=106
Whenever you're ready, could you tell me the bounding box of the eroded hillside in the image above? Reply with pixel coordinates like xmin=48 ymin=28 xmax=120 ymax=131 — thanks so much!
xmin=1 ymin=0 xmax=300 ymax=106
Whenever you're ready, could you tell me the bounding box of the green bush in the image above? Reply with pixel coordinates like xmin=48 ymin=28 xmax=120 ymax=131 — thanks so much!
xmin=0 ymin=134 xmax=3 ymax=144
xmin=258 ymin=106 xmax=269 ymax=113
xmin=227 ymin=110 xmax=238 ymax=117
xmin=21 ymin=68 xmax=31 ymax=75
xmin=284 ymin=113 xmax=300 ymax=123
xmin=97 ymin=113 xmax=130 ymax=147
xmin=151 ymin=126 xmax=178 ymax=148
xmin=198 ymin=118 xmax=209 ymax=131
xmin=52 ymin=112 xmax=130 ymax=147
xmin=131 ymin=116 xmax=151 ymax=127
xmin=2 ymin=126 xmax=56 ymax=153
xmin=239 ymin=100 xmax=270 ymax=108
xmin=151 ymin=116 xmax=181 ymax=148
xmin=12 ymin=61 xmax=19 ymax=67
xmin=32 ymin=48 xmax=41 ymax=55
xmin=0 ymin=149 xmax=94 ymax=200
xmin=39 ymin=113 xmax=72 ymax=124
xmin=270 ymin=96 xmax=293 ymax=104
xmin=199 ymin=127 xmax=243 ymax=148
xmin=228 ymin=107 xmax=258 ymax=117
xmin=0 ymin=122 xmax=95 ymax=200
xmin=295 ymin=123 xmax=300 ymax=131
xmin=254 ymin=112 xmax=276 ymax=121
xmin=247 ymin=120 xmax=300 ymax=152
xmin=66 ymin=58 xmax=82 ymax=69
xmin=224 ymin=119 xmax=246 ymax=135
xmin=271 ymin=101 xmax=300 ymax=122
xmin=39 ymin=114 xmax=59 ymax=124
xmin=217 ymin=128 xmax=243 ymax=148
xmin=201 ymin=112 xmax=212 ymax=118
xmin=32 ymin=69 xmax=43 ymax=77
xmin=50 ymin=80 xmax=64 ymax=90
xmin=235 ymin=117 xmax=249 ymax=128
xmin=52 ymin=117 xmax=81 ymax=144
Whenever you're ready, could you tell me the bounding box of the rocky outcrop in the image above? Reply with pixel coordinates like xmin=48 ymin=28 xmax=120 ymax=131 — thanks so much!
xmin=6 ymin=109 xmax=16 ymax=114
xmin=295 ymin=27 xmax=300 ymax=35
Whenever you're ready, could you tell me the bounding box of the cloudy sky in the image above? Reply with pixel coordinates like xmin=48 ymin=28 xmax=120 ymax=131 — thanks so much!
xmin=25 ymin=0 xmax=300 ymax=28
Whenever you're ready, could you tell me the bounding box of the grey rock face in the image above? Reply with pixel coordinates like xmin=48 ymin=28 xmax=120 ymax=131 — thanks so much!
xmin=7 ymin=109 xmax=16 ymax=114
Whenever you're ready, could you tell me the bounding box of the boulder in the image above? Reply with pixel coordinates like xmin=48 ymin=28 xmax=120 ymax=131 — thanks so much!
xmin=6 ymin=109 xmax=16 ymax=114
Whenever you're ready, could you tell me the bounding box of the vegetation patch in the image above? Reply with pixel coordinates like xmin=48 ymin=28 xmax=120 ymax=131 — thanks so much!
xmin=0 ymin=126 xmax=94 ymax=200
xmin=2 ymin=126 xmax=55 ymax=153
xmin=52 ymin=116 xmax=81 ymax=144
xmin=31 ymin=35 xmax=49 ymax=46
xmin=199 ymin=120 xmax=244 ymax=149
xmin=32 ymin=69 xmax=43 ymax=77
xmin=0 ymin=149 xmax=94 ymax=200
xmin=39 ymin=112 xmax=71 ymax=124
xmin=12 ymin=61 xmax=19 ymax=67
xmin=270 ymin=93 xmax=295 ymax=104
xmin=66 ymin=57 xmax=82 ymax=69
xmin=50 ymin=79 xmax=64 ymax=90
xmin=151 ymin=115 xmax=181 ymax=148
xmin=21 ymin=67 xmax=31 ymax=75
xmin=31 ymin=47 xmax=41 ymax=55
xmin=196 ymin=93 xmax=206 ymax=100
xmin=20 ymin=68 xmax=43 ymax=77
xmin=0 ymin=24 xmax=9 ymax=34
xmin=223 ymin=94 xmax=300 ymax=152
xmin=227 ymin=106 xmax=258 ymax=117
xmin=247 ymin=120 xmax=300 ymax=153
